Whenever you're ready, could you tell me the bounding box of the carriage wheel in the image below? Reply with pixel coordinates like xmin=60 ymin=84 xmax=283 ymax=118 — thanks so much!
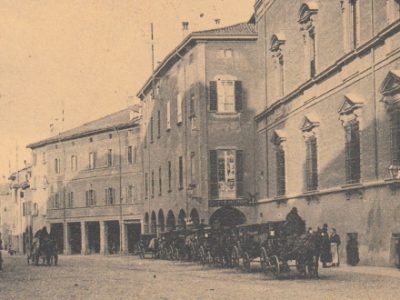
xmin=270 ymin=255 xmax=281 ymax=277
xmin=260 ymin=247 xmax=268 ymax=274
xmin=231 ymin=246 xmax=240 ymax=268
xmin=242 ymin=252 xmax=251 ymax=272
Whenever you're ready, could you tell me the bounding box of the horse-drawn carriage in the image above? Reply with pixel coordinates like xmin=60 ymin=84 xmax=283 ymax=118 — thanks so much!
xmin=137 ymin=233 xmax=158 ymax=259
xmin=27 ymin=234 xmax=59 ymax=266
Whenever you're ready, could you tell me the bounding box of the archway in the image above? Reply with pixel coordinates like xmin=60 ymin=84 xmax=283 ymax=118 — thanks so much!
xmin=150 ymin=211 xmax=157 ymax=234
xmin=209 ymin=206 xmax=246 ymax=227
xmin=144 ymin=212 xmax=149 ymax=233
xmin=178 ymin=209 xmax=186 ymax=230
xmin=166 ymin=210 xmax=176 ymax=231
xmin=158 ymin=209 xmax=165 ymax=233
xmin=190 ymin=208 xmax=200 ymax=227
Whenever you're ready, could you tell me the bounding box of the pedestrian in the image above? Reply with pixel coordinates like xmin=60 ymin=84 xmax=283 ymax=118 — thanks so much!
xmin=320 ymin=223 xmax=332 ymax=268
xmin=330 ymin=228 xmax=341 ymax=267
xmin=346 ymin=234 xmax=360 ymax=266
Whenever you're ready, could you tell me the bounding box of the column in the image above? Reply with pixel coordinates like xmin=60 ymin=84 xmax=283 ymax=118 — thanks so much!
xmin=81 ymin=221 xmax=88 ymax=255
xmin=63 ymin=222 xmax=70 ymax=255
xmin=120 ymin=222 xmax=128 ymax=255
xmin=100 ymin=221 xmax=108 ymax=255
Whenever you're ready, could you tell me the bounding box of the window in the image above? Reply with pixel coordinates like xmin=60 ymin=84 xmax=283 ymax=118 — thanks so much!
xmin=145 ymin=172 xmax=148 ymax=199
xmin=32 ymin=153 xmax=37 ymax=166
xmin=128 ymin=146 xmax=133 ymax=164
xmin=305 ymin=137 xmax=318 ymax=191
xmin=33 ymin=203 xmax=38 ymax=216
xmin=190 ymin=152 xmax=195 ymax=184
xmin=350 ymin=0 xmax=359 ymax=49
xmin=299 ymin=3 xmax=318 ymax=77
xmin=150 ymin=117 xmax=154 ymax=143
xmin=151 ymin=170 xmax=155 ymax=197
xmin=89 ymin=152 xmax=96 ymax=169
xmin=168 ymin=161 xmax=172 ymax=192
xmin=166 ymin=101 xmax=171 ymax=130
xmin=209 ymin=80 xmax=242 ymax=112
xmin=54 ymin=158 xmax=61 ymax=174
xmin=276 ymin=146 xmax=286 ymax=196
xmin=177 ymin=93 xmax=183 ymax=124
xmin=42 ymin=152 xmax=46 ymax=164
xmin=127 ymin=185 xmax=134 ymax=203
xmin=391 ymin=111 xmax=400 ymax=166
xmin=71 ymin=155 xmax=77 ymax=171
xmin=86 ymin=189 xmax=96 ymax=206
xmin=67 ymin=192 xmax=74 ymax=208
xmin=134 ymin=147 xmax=137 ymax=164
xmin=159 ymin=167 xmax=162 ymax=195
xmin=144 ymin=134 xmax=147 ymax=149
xmin=105 ymin=187 xmax=116 ymax=205
xmin=209 ymin=150 xmax=244 ymax=199
xmin=345 ymin=121 xmax=361 ymax=184
xmin=178 ymin=156 xmax=183 ymax=190
xmin=54 ymin=193 xmax=61 ymax=208
xmin=157 ymin=110 xmax=161 ymax=138
xmin=107 ymin=149 xmax=113 ymax=167
xmin=189 ymin=92 xmax=195 ymax=117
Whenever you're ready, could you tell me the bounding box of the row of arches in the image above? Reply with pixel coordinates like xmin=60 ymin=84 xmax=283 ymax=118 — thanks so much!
xmin=143 ymin=208 xmax=200 ymax=234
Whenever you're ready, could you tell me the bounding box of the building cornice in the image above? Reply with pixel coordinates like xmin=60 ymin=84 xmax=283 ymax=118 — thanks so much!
xmin=255 ymin=19 xmax=400 ymax=122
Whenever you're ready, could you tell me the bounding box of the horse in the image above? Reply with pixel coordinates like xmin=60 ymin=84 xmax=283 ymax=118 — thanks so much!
xmin=293 ymin=230 xmax=322 ymax=279
xmin=28 ymin=237 xmax=58 ymax=266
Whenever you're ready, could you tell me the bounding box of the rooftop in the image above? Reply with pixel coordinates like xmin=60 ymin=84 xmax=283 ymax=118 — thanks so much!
xmin=137 ymin=22 xmax=257 ymax=99
xmin=27 ymin=106 xmax=141 ymax=149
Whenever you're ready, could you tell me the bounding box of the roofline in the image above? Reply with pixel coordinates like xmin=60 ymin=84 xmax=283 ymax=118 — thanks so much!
xmin=136 ymin=31 xmax=257 ymax=99
xmin=27 ymin=117 xmax=140 ymax=150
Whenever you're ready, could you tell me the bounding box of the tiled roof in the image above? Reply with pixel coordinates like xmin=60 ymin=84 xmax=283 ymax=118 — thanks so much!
xmin=27 ymin=106 xmax=140 ymax=149
xmin=137 ymin=22 xmax=257 ymax=98
xmin=192 ymin=22 xmax=257 ymax=36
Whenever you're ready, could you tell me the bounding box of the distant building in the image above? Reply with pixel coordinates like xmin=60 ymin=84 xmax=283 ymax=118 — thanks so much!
xmin=0 ymin=166 xmax=33 ymax=254
xmin=253 ymin=0 xmax=400 ymax=266
xmin=27 ymin=107 xmax=142 ymax=255
xmin=136 ymin=22 xmax=261 ymax=232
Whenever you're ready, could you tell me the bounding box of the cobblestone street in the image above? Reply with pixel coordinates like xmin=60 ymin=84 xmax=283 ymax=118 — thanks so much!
xmin=1 ymin=252 xmax=400 ymax=300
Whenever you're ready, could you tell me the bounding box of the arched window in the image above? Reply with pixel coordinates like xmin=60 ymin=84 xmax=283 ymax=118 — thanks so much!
xmin=166 ymin=210 xmax=176 ymax=231
xmin=178 ymin=209 xmax=186 ymax=230
xmin=190 ymin=209 xmax=200 ymax=227
xmin=150 ymin=211 xmax=157 ymax=234
xmin=158 ymin=209 xmax=165 ymax=233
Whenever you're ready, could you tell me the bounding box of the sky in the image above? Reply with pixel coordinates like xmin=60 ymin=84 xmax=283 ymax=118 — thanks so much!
xmin=0 ymin=0 xmax=254 ymax=179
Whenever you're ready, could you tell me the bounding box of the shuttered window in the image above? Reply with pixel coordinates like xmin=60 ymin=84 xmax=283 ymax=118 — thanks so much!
xmin=345 ymin=121 xmax=361 ymax=184
xmin=159 ymin=167 xmax=162 ymax=195
xmin=178 ymin=156 xmax=183 ymax=189
xmin=166 ymin=101 xmax=171 ymax=130
xmin=107 ymin=149 xmax=113 ymax=167
xmin=168 ymin=161 xmax=172 ymax=192
xmin=177 ymin=93 xmax=183 ymax=124
xmin=305 ymin=137 xmax=318 ymax=191
xmin=209 ymin=80 xmax=242 ymax=112
xmin=276 ymin=147 xmax=286 ymax=196
xmin=236 ymin=150 xmax=244 ymax=197
xmin=144 ymin=173 xmax=148 ymax=198
xmin=209 ymin=150 xmax=218 ymax=198
xmin=157 ymin=110 xmax=161 ymax=138
xmin=105 ymin=187 xmax=116 ymax=205
xmin=86 ymin=190 xmax=96 ymax=206
xmin=151 ymin=170 xmax=155 ymax=197
xmin=127 ymin=146 xmax=133 ymax=164
xmin=150 ymin=117 xmax=154 ymax=143
xmin=391 ymin=111 xmax=400 ymax=166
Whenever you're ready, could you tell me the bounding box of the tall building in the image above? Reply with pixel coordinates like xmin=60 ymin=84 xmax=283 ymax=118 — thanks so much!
xmin=253 ymin=0 xmax=400 ymax=266
xmin=27 ymin=106 xmax=142 ymax=254
xmin=137 ymin=22 xmax=261 ymax=232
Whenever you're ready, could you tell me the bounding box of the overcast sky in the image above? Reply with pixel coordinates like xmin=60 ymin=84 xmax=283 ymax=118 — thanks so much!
xmin=0 ymin=0 xmax=253 ymax=178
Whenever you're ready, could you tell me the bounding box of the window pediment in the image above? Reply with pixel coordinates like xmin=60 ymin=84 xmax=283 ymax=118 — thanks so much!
xmin=301 ymin=115 xmax=320 ymax=132
xmin=271 ymin=130 xmax=287 ymax=145
xmin=338 ymin=94 xmax=363 ymax=115
xmin=380 ymin=70 xmax=400 ymax=96
xmin=270 ymin=34 xmax=286 ymax=52
xmin=298 ymin=2 xmax=319 ymax=25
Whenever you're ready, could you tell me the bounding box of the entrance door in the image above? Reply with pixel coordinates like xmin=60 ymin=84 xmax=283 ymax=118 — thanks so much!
xmin=68 ymin=223 xmax=82 ymax=254
xmin=390 ymin=233 xmax=400 ymax=267
xmin=50 ymin=223 xmax=64 ymax=254
xmin=87 ymin=222 xmax=100 ymax=254
xmin=127 ymin=223 xmax=141 ymax=253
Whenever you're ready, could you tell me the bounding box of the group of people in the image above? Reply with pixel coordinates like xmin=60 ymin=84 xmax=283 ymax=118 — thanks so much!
xmin=284 ymin=207 xmax=360 ymax=268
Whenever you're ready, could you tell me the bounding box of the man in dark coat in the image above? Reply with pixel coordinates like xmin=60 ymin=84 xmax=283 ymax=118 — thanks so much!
xmin=320 ymin=224 xmax=332 ymax=267
xmin=283 ymin=207 xmax=306 ymax=236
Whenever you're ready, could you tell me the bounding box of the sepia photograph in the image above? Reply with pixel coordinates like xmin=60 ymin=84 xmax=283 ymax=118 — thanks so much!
xmin=1 ymin=0 xmax=400 ymax=299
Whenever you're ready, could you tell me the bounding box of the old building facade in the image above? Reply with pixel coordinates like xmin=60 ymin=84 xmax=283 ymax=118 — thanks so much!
xmin=137 ymin=23 xmax=262 ymax=232
xmin=253 ymin=0 xmax=400 ymax=266
xmin=27 ymin=107 xmax=143 ymax=254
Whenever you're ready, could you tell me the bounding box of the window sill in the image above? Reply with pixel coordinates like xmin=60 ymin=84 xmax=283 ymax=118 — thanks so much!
xmin=341 ymin=182 xmax=362 ymax=189
xmin=210 ymin=111 xmax=240 ymax=115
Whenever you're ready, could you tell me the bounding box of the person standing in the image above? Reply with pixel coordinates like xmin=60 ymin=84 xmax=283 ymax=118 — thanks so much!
xmin=330 ymin=228 xmax=341 ymax=267
xmin=320 ymin=224 xmax=332 ymax=268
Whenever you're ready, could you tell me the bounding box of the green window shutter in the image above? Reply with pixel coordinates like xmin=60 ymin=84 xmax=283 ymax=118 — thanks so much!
xmin=235 ymin=81 xmax=243 ymax=112
xmin=236 ymin=150 xmax=244 ymax=197
xmin=209 ymin=81 xmax=218 ymax=111
xmin=209 ymin=150 xmax=218 ymax=198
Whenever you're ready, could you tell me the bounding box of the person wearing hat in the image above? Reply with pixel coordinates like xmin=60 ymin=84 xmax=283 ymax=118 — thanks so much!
xmin=330 ymin=228 xmax=341 ymax=267
xmin=320 ymin=223 xmax=332 ymax=267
